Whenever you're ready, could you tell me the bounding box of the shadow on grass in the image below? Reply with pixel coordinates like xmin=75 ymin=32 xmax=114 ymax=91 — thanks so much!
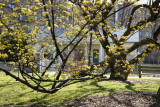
xmin=0 ymin=83 xmax=15 ymax=88
xmin=1 ymin=79 xmax=141 ymax=106
xmin=90 ymin=81 xmax=106 ymax=90
xmin=77 ymin=80 xmax=117 ymax=96
xmin=125 ymin=83 xmax=135 ymax=92
xmin=11 ymin=92 xmax=51 ymax=106
xmin=0 ymin=79 xmax=19 ymax=88
xmin=17 ymin=90 xmax=35 ymax=97
xmin=28 ymin=94 xmax=50 ymax=104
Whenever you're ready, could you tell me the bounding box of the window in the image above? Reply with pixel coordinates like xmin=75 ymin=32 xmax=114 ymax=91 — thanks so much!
xmin=8 ymin=4 xmax=11 ymax=8
xmin=20 ymin=25 xmax=22 ymax=29
xmin=56 ymin=16 xmax=62 ymax=19
xmin=8 ymin=4 xmax=14 ymax=9
xmin=146 ymin=12 xmax=150 ymax=17
xmin=119 ymin=12 xmax=122 ymax=17
xmin=139 ymin=31 xmax=142 ymax=37
xmin=125 ymin=22 xmax=129 ymax=27
xmin=44 ymin=52 xmax=53 ymax=60
xmin=41 ymin=26 xmax=44 ymax=29
xmin=112 ymin=21 xmax=114 ymax=27
xmin=133 ymin=12 xmax=136 ymax=16
xmin=56 ymin=7 xmax=61 ymax=12
xmin=27 ymin=6 xmax=30 ymax=10
xmin=56 ymin=7 xmax=62 ymax=20
xmin=44 ymin=48 xmax=54 ymax=60
xmin=27 ymin=25 xmax=30 ymax=31
xmin=35 ymin=16 xmax=38 ymax=20
xmin=146 ymin=31 xmax=149 ymax=37
xmin=19 ymin=15 xmax=23 ymax=21
xmin=74 ymin=49 xmax=84 ymax=61
xmin=9 ymin=25 xmax=14 ymax=31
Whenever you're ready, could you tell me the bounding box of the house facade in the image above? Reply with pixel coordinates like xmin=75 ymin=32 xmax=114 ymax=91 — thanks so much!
xmin=37 ymin=28 xmax=139 ymax=72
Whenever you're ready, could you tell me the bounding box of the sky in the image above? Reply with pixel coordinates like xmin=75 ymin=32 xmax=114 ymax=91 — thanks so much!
xmin=138 ymin=0 xmax=149 ymax=4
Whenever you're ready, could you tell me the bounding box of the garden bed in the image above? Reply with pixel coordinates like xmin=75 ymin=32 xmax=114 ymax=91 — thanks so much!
xmin=30 ymin=92 xmax=160 ymax=107
xmin=59 ymin=92 xmax=160 ymax=107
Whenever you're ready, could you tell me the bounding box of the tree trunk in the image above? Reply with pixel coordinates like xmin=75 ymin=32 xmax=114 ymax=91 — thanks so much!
xmin=157 ymin=87 xmax=160 ymax=99
xmin=109 ymin=68 xmax=128 ymax=81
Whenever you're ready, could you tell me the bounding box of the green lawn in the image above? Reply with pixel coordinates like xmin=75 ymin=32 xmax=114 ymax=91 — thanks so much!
xmin=0 ymin=72 xmax=160 ymax=106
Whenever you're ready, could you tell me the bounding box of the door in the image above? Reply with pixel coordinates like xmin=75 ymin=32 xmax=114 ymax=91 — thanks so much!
xmin=93 ymin=49 xmax=99 ymax=63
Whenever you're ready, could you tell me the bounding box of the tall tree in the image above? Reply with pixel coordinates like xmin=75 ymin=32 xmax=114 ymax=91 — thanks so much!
xmin=0 ymin=0 xmax=159 ymax=94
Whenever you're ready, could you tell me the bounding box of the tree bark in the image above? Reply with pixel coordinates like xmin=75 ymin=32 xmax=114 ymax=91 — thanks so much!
xmin=109 ymin=72 xmax=128 ymax=81
xmin=109 ymin=67 xmax=128 ymax=81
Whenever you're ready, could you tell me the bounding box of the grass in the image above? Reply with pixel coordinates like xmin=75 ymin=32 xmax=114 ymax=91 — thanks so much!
xmin=0 ymin=72 xmax=160 ymax=106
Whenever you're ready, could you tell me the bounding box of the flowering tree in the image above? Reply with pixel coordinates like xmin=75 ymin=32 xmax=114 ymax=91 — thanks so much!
xmin=0 ymin=0 xmax=160 ymax=94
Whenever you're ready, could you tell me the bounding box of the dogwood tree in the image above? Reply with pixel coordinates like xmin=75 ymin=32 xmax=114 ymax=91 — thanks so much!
xmin=0 ymin=0 xmax=159 ymax=94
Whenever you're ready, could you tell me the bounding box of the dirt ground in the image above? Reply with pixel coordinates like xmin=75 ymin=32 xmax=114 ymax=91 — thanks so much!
xmin=61 ymin=91 xmax=160 ymax=107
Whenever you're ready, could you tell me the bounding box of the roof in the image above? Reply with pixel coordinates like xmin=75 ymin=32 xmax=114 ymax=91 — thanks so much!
xmin=95 ymin=29 xmax=139 ymax=43
xmin=109 ymin=29 xmax=139 ymax=42
xmin=54 ymin=28 xmax=65 ymax=37
xmin=37 ymin=28 xmax=65 ymax=42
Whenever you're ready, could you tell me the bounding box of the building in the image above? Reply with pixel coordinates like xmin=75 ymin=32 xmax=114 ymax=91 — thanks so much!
xmin=138 ymin=3 xmax=160 ymax=64
xmin=37 ymin=27 xmax=139 ymax=72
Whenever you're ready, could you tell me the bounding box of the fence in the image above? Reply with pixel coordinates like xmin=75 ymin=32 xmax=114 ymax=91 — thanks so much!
xmin=0 ymin=61 xmax=14 ymax=71
xmin=138 ymin=64 xmax=160 ymax=78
